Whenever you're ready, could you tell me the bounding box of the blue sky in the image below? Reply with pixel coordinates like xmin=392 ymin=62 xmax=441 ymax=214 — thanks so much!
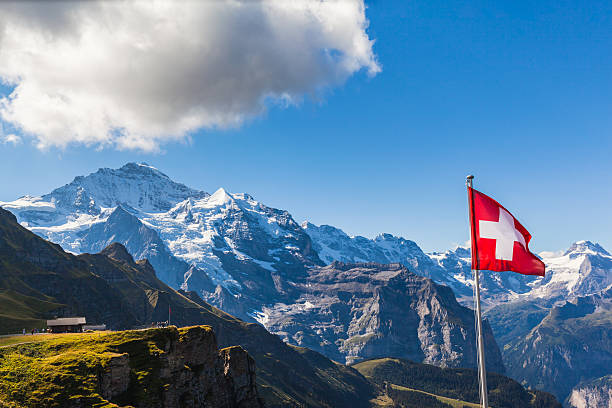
xmin=1 ymin=0 xmax=611 ymax=253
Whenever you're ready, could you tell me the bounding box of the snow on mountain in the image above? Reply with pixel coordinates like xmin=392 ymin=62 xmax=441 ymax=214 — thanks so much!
xmin=1 ymin=162 xmax=208 ymax=252
xmin=303 ymin=222 xmax=539 ymax=306
xmin=0 ymin=163 xmax=322 ymax=321
xmin=2 ymin=162 xmax=609 ymax=320
xmin=303 ymin=222 xmax=612 ymax=308
xmin=302 ymin=222 xmax=462 ymax=289
xmin=526 ymin=240 xmax=612 ymax=302
xmin=44 ymin=162 xmax=209 ymax=213
xmin=140 ymin=187 xmax=322 ymax=294
xmin=429 ymin=246 xmax=537 ymax=306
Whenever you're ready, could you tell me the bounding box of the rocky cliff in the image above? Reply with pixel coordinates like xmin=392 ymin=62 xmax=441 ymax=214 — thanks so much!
xmin=0 ymin=326 xmax=263 ymax=408
xmin=262 ymin=262 xmax=505 ymax=373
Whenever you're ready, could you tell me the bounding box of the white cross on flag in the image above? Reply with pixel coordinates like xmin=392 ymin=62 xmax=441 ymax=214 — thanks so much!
xmin=468 ymin=187 xmax=545 ymax=276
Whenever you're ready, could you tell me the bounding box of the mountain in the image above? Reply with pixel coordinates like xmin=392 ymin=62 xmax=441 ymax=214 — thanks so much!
xmin=303 ymin=222 xmax=538 ymax=306
xmin=353 ymin=357 xmax=561 ymax=408
xmin=483 ymin=242 xmax=612 ymax=405
xmin=302 ymin=222 xmax=463 ymax=291
xmin=4 ymin=163 xmax=608 ymax=316
xmin=527 ymin=241 xmax=612 ymax=302
xmin=44 ymin=161 xmax=208 ymax=213
xmin=0 ymin=207 xmax=377 ymax=408
xmin=260 ymin=262 xmax=505 ymax=372
xmin=502 ymin=284 xmax=612 ymax=403
xmin=1 ymin=163 xmax=323 ymax=323
xmin=7 ymin=162 xmax=611 ymax=400
xmin=487 ymin=240 xmax=612 ymax=344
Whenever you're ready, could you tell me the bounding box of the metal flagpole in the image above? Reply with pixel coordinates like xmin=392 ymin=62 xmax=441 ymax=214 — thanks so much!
xmin=466 ymin=175 xmax=489 ymax=408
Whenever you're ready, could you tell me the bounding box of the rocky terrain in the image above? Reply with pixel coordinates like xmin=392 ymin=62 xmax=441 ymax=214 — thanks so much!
xmin=567 ymin=375 xmax=612 ymax=408
xmin=501 ymin=284 xmax=612 ymax=403
xmin=303 ymin=222 xmax=538 ymax=305
xmin=0 ymin=326 xmax=263 ymax=408
xmin=0 ymin=163 xmax=507 ymax=374
xmin=262 ymin=262 xmax=505 ymax=372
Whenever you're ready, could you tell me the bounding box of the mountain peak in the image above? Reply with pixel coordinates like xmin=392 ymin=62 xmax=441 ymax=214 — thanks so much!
xmin=43 ymin=163 xmax=208 ymax=213
xmin=563 ymin=241 xmax=610 ymax=257
xmin=100 ymin=242 xmax=135 ymax=264
xmin=117 ymin=162 xmax=167 ymax=178
xmin=207 ymin=187 xmax=234 ymax=206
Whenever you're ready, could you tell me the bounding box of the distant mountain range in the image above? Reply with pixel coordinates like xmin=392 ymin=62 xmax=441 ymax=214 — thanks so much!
xmin=2 ymin=162 xmax=611 ymax=405
xmin=0 ymin=203 xmax=561 ymax=408
xmin=5 ymin=163 xmax=608 ymax=311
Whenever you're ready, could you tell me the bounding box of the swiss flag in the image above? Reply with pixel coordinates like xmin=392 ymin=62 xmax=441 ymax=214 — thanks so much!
xmin=468 ymin=187 xmax=545 ymax=276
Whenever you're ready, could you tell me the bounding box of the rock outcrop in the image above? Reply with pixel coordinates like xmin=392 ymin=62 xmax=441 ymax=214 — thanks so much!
xmin=262 ymin=262 xmax=505 ymax=373
xmin=151 ymin=326 xmax=263 ymax=408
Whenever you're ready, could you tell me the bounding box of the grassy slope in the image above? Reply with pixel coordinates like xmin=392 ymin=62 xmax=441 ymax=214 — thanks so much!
xmin=0 ymin=327 xmax=206 ymax=408
xmin=353 ymin=357 xmax=561 ymax=408
xmin=0 ymin=208 xmax=375 ymax=407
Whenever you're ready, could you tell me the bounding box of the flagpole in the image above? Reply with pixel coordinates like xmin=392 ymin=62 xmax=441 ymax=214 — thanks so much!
xmin=467 ymin=175 xmax=489 ymax=408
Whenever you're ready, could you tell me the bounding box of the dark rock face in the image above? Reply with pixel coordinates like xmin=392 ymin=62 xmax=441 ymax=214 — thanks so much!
xmin=504 ymin=286 xmax=612 ymax=402
xmin=220 ymin=346 xmax=260 ymax=407
xmin=151 ymin=326 xmax=263 ymax=408
xmin=263 ymin=262 xmax=505 ymax=373
xmin=100 ymin=353 xmax=131 ymax=401
xmin=2 ymin=326 xmax=263 ymax=408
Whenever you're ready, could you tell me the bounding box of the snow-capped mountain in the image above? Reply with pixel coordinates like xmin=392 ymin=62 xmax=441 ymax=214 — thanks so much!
xmin=3 ymin=162 xmax=608 ymax=318
xmin=529 ymin=241 xmax=612 ymax=302
xmin=1 ymin=162 xmax=322 ymax=320
xmin=302 ymin=221 xmax=457 ymax=285
xmin=303 ymin=222 xmax=539 ymax=306
xmin=303 ymin=220 xmax=612 ymax=308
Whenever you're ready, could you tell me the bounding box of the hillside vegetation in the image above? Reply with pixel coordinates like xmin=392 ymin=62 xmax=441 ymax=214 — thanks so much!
xmin=353 ymin=357 xmax=561 ymax=408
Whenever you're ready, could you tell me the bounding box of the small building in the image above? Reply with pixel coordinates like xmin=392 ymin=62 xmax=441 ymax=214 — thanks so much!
xmin=46 ymin=317 xmax=86 ymax=333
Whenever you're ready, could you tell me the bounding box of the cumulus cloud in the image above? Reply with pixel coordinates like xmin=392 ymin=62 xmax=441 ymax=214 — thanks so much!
xmin=0 ymin=1 xmax=379 ymax=151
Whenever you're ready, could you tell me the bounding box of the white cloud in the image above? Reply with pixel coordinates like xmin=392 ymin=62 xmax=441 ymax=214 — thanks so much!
xmin=0 ymin=0 xmax=380 ymax=152
xmin=0 ymin=121 xmax=21 ymax=145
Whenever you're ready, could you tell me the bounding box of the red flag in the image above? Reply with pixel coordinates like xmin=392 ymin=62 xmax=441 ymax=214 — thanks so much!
xmin=468 ymin=187 xmax=545 ymax=276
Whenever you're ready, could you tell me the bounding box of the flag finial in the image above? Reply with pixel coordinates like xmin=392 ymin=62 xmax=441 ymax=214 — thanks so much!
xmin=466 ymin=174 xmax=474 ymax=187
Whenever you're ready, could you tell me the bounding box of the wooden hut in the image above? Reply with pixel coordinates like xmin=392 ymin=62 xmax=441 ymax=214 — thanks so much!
xmin=46 ymin=317 xmax=86 ymax=333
